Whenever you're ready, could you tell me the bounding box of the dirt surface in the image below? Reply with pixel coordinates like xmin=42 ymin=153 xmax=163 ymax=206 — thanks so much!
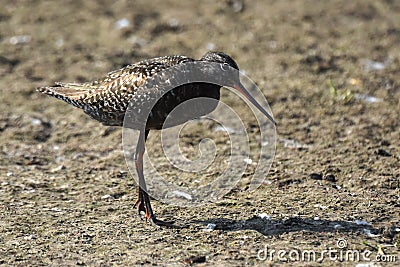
xmin=1 ymin=0 xmax=399 ymax=266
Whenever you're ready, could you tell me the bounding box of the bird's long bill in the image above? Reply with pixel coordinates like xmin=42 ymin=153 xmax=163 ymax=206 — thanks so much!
xmin=234 ymin=83 xmax=276 ymax=125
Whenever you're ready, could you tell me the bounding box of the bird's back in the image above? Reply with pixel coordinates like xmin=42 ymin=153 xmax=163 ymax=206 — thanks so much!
xmin=38 ymin=55 xmax=195 ymax=127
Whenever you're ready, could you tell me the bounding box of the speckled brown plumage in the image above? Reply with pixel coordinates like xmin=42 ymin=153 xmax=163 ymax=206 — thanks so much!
xmin=38 ymin=54 xmax=197 ymax=127
xmin=38 ymin=51 xmax=275 ymax=226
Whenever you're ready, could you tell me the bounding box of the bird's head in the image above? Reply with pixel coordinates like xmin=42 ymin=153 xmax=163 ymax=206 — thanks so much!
xmin=200 ymin=51 xmax=239 ymax=70
xmin=200 ymin=51 xmax=276 ymax=125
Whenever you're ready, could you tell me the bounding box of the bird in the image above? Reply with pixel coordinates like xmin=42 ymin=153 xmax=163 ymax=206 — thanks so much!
xmin=38 ymin=51 xmax=276 ymax=226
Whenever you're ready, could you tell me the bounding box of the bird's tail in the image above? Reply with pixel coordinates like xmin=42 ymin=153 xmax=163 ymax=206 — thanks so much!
xmin=37 ymin=82 xmax=92 ymax=108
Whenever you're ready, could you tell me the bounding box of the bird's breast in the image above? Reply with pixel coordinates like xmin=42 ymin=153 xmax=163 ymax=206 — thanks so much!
xmin=126 ymin=83 xmax=221 ymax=130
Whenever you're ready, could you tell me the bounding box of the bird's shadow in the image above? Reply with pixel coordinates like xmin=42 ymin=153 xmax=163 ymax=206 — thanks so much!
xmin=189 ymin=217 xmax=379 ymax=236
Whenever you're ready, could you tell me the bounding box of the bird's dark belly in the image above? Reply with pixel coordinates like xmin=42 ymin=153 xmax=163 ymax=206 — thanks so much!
xmin=96 ymin=83 xmax=221 ymax=129
xmin=146 ymin=83 xmax=221 ymax=130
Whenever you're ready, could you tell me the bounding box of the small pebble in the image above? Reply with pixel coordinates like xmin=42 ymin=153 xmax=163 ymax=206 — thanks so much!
xmin=380 ymin=140 xmax=390 ymax=146
xmin=332 ymin=184 xmax=341 ymax=189
xmin=354 ymin=93 xmax=383 ymax=103
xmin=23 ymin=234 xmax=36 ymax=240
xmin=323 ymin=173 xmax=336 ymax=182
xmin=212 ymin=125 xmax=237 ymax=134
xmin=258 ymin=213 xmax=271 ymax=220
xmin=355 ymin=220 xmax=370 ymax=226
xmin=310 ymin=173 xmax=322 ymax=180
xmin=203 ymin=223 xmax=216 ymax=231
xmin=333 ymin=224 xmax=343 ymax=229
xmin=206 ymin=42 xmax=216 ymax=50
xmin=262 ymin=180 xmax=273 ymax=185
xmin=375 ymin=148 xmax=391 ymax=157
xmin=55 ymin=38 xmax=64 ymax=48
xmin=364 ymin=59 xmax=387 ymax=71
xmin=313 ymin=204 xmax=327 ymax=210
xmin=55 ymin=156 xmax=65 ymax=163
xmin=168 ymin=18 xmax=179 ymax=27
xmin=24 ymin=189 xmax=36 ymax=194
xmin=9 ymin=35 xmax=31 ymax=45
xmin=128 ymin=35 xmax=147 ymax=47
xmin=243 ymin=158 xmax=253 ymax=164
xmin=269 ymin=40 xmax=278 ymax=50
xmin=183 ymin=255 xmax=206 ymax=264
xmin=114 ymin=18 xmax=130 ymax=30
xmin=363 ymin=229 xmax=380 ymax=237
xmin=172 ymin=190 xmax=192 ymax=200
xmin=31 ymin=118 xmax=42 ymax=126
xmin=51 ymin=165 xmax=65 ymax=172
xmin=281 ymin=139 xmax=309 ymax=149
xmin=228 ymin=0 xmax=244 ymax=12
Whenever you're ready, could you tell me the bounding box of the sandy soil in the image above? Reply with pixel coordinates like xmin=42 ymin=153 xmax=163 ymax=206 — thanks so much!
xmin=1 ymin=0 xmax=399 ymax=266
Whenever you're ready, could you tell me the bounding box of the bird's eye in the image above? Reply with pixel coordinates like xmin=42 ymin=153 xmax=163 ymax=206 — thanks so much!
xmin=219 ymin=63 xmax=229 ymax=71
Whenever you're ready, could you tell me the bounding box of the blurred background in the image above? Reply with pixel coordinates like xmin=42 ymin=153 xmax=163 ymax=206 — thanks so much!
xmin=1 ymin=0 xmax=399 ymax=265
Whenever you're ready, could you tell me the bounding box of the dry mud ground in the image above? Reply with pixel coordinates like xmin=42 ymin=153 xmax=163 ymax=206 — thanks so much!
xmin=1 ymin=0 xmax=399 ymax=266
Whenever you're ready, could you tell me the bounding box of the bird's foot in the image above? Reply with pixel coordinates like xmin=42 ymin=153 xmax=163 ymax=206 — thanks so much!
xmin=134 ymin=199 xmax=146 ymax=220
xmin=136 ymin=200 xmax=173 ymax=226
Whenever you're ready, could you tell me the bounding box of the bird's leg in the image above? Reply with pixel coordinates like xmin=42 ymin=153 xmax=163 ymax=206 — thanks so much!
xmin=134 ymin=129 xmax=167 ymax=226
xmin=134 ymin=129 xmax=149 ymax=219
xmin=134 ymin=187 xmax=145 ymax=218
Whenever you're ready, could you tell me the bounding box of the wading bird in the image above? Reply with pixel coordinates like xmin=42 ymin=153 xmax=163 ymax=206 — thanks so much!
xmin=38 ymin=51 xmax=275 ymax=226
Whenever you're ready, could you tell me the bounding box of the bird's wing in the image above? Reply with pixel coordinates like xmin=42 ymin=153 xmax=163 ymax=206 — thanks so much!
xmin=38 ymin=55 xmax=193 ymax=107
